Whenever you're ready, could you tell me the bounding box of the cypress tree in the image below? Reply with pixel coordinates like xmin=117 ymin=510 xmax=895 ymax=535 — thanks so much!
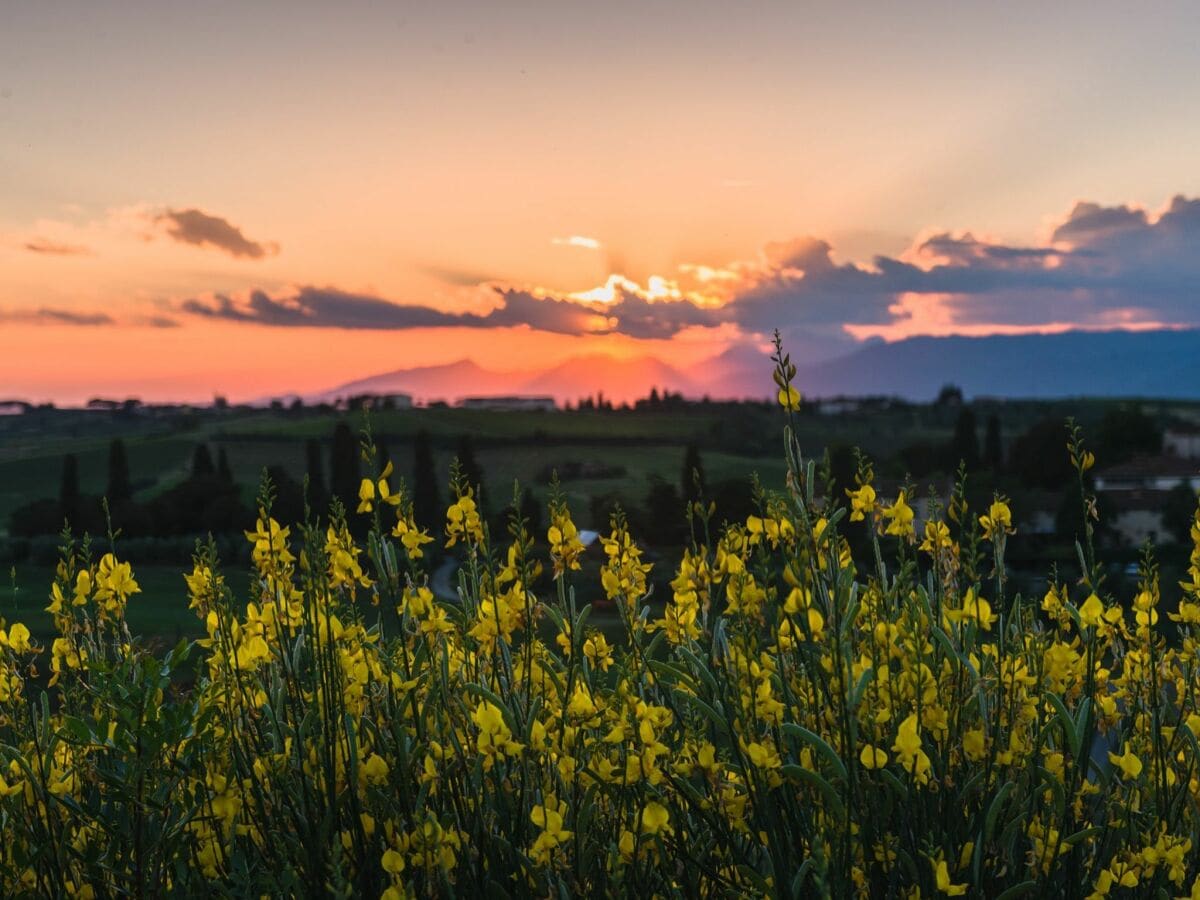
xmin=59 ymin=453 xmax=80 ymax=526
xmin=191 ymin=443 xmax=215 ymax=478
xmin=455 ymin=435 xmax=484 ymax=499
xmin=681 ymin=443 xmax=706 ymax=505
xmin=329 ymin=422 xmax=360 ymax=511
xmin=984 ymin=414 xmax=1004 ymax=472
xmin=950 ymin=408 xmax=980 ymax=471
xmin=216 ymin=446 xmax=234 ymax=484
xmin=306 ymin=438 xmax=327 ymax=497
xmin=412 ymin=430 xmax=440 ymax=531
xmin=106 ymin=438 xmax=133 ymax=503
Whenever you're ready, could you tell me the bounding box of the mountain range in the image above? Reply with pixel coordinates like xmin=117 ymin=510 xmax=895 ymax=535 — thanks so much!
xmin=315 ymin=328 xmax=1200 ymax=404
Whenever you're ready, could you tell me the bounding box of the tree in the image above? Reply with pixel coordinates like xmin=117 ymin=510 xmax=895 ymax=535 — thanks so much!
xmin=983 ymin=414 xmax=1004 ymax=472
xmin=455 ymin=435 xmax=485 ymax=500
xmin=305 ymin=438 xmax=327 ymax=498
xmin=192 ymin=443 xmax=215 ymax=479
xmin=216 ymin=447 xmax=234 ymax=485
xmin=644 ymin=476 xmax=685 ymax=545
xmin=107 ymin=438 xmax=133 ymax=504
xmin=681 ymin=443 xmax=706 ymax=506
xmin=936 ymin=384 xmax=964 ymax=407
xmin=1009 ymin=419 xmax=1075 ymax=490
xmin=826 ymin=444 xmax=857 ymax=502
xmin=412 ymin=430 xmax=440 ymax=531
xmin=59 ymin=453 xmax=80 ymax=526
xmin=1096 ymin=405 xmax=1162 ymax=465
xmin=329 ymin=422 xmax=360 ymax=511
xmin=950 ymin=408 xmax=980 ymax=471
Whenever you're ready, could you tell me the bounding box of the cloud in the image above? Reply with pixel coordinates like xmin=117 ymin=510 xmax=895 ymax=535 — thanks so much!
xmin=419 ymin=264 xmax=501 ymax=286
xmin=177 ymin=192 xmax=1200 ymax=344
xmin=24 ymin=238 xmax=90 ymax=256
xmin=0 ymin=307 xmax=113 ymax=325
xmin=157 ymin=208 xmax=278 ymax=259
xmin=180 ymin=285 xmax=607 ymax=335
xmin=551 ymin=235 xmax=601 ymax=249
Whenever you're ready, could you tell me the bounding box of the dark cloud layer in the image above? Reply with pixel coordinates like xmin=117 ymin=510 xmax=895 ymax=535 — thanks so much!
xmin=0 ymin=307 xmax=113 ymax=325
xmin=175 ymin=193 xmax=1200 ymax=340
xmin=158 ymin=208 xmax=277 ymax=259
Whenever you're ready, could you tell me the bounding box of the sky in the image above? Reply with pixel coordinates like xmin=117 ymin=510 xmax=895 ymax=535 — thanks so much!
xmin=3 ymin=0 xmax=1200 ymax=404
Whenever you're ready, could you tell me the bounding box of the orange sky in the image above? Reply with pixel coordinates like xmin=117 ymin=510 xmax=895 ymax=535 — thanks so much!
xmin=3 ymin=3 xmax=1200 ymax=403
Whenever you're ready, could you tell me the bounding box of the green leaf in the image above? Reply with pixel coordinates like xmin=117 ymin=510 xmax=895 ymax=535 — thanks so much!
xmin=984 ymin=781 xmax=1015 ymax=844
xmin=781 ymin=723 xmax=848 ymax=782
xmin=781 ymin=764 xmax=845 ymax=822
xmin=994 ymin=880 xmax=1039 ymax=900
xmin=672 ymin=689 xmax=731 ymax=739
xmin=1045 ymin=693 xmax=1081 ymax=759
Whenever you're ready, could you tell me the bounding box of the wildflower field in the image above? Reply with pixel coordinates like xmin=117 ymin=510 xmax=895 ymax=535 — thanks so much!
xmin=3 ymin=343 xmax=1200 ymax=899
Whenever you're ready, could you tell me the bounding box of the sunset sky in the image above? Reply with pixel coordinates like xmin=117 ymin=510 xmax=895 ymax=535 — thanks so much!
xmin=3 ymin=1 xmax=1200 ymax=403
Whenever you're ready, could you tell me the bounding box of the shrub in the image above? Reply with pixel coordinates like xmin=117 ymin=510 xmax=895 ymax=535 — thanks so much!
xmin=1 ymin=341 xmax=1199 ymax=897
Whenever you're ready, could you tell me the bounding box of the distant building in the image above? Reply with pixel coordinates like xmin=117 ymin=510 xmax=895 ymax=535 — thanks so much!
xmin=1016 ymin=490 xmax=1059 ymax=536
xmin=1106 ymin=490 xmax=1172 ymax=547
xmin=0 ymin=400 xmax=30 ymax=416
xmin=458 ymin=396 xmax=557 ymax=412
xmin=1093 ymin=455 xmax=1200 ymax=492
xmin=1164 ymin=424 xmax=1200 ymax=460
xmin=816 ymin=398 xmax=864 ymax=415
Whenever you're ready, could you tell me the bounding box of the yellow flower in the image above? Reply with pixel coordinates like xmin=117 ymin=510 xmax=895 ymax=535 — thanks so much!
xmin=932 ymin=858 xmax=967 ymax=896
xmin=0 ymin=622 xmax=31 ymax=654
xmin=640 ymin=801 xmax=670 ymax=835
xmin=777 ymin=385 xmax=802 ymax=411
xmin=1079 ymin=593 xmax=1105 ymax=628
xmin=382 ymin=848 xmax=405 ymax=874
xmin=1108 ymin=744 xmax=1143 ymax=779
xmin=979 ymin=499 xmax=1014 ymax=540
xmin=847 ymin=484 xmax=877 ymax=522
xmin=859 ymin=744 xmax=888 ymax=770
xmin=882 ymin=492 xmax=915 ymax=540
xmin=919 ymin=520 xmax=953 ymax=555
xmin=358 ymin=462 xmax=400 ymax=514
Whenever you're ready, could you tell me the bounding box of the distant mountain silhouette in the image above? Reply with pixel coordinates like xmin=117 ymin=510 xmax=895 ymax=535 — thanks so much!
xmin=320 ymin=358 xmax=533 ymax=403
xmin=314 ymin=329 xmax=1200 ymax=405
xmin=520 ymin=354 xmax=699 ymax=404
xmin=792 ymin=329 xmax=1200 ymax=400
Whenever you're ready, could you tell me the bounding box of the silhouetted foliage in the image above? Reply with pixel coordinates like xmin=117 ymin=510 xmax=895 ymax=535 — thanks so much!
xmin=950 ymin=408 xmax=980 ymax=471
xmin=265 ymin=464 xmax=306 ymax=527
xmin=456 ymin=435 xmax=485 ymax=502
xmin=936 ymin=384 xmax=964 ymax=407
xmin=710 ymin=478 xmax=756 ymax=528
xmin=826 ymin=444 xmax=858 ymax=502
xmin=59 ymin=453 xmax=80 ymax=526
xmin=644 ymin=476 xmax=685 ymax=545
xmin=305 ymin=438 xmax=327 ymax=503
xmin=1009 ymin=419 xmax=1076 ymax=490
xmin=106 ymin=438 xmax=133 ymax=504
xmin=329 ymin=422 xmax=360 ymax=511
xmin=412 ymin=430 xmax=440 ymax=531
xmin=217 ymin=447 xmax=234 ymax=484
xmin=192 ymin=443 xmax=215 ymax=478
xmin=681 ymin=443 xmax=706 ymax=506
xmin=983 ymin=414 xmax=1004 ymax=472
xmin=1095 ymin=405 xmax=1163 ymax=465
xmin=897 ymin=441 xmax=945 ymax=480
